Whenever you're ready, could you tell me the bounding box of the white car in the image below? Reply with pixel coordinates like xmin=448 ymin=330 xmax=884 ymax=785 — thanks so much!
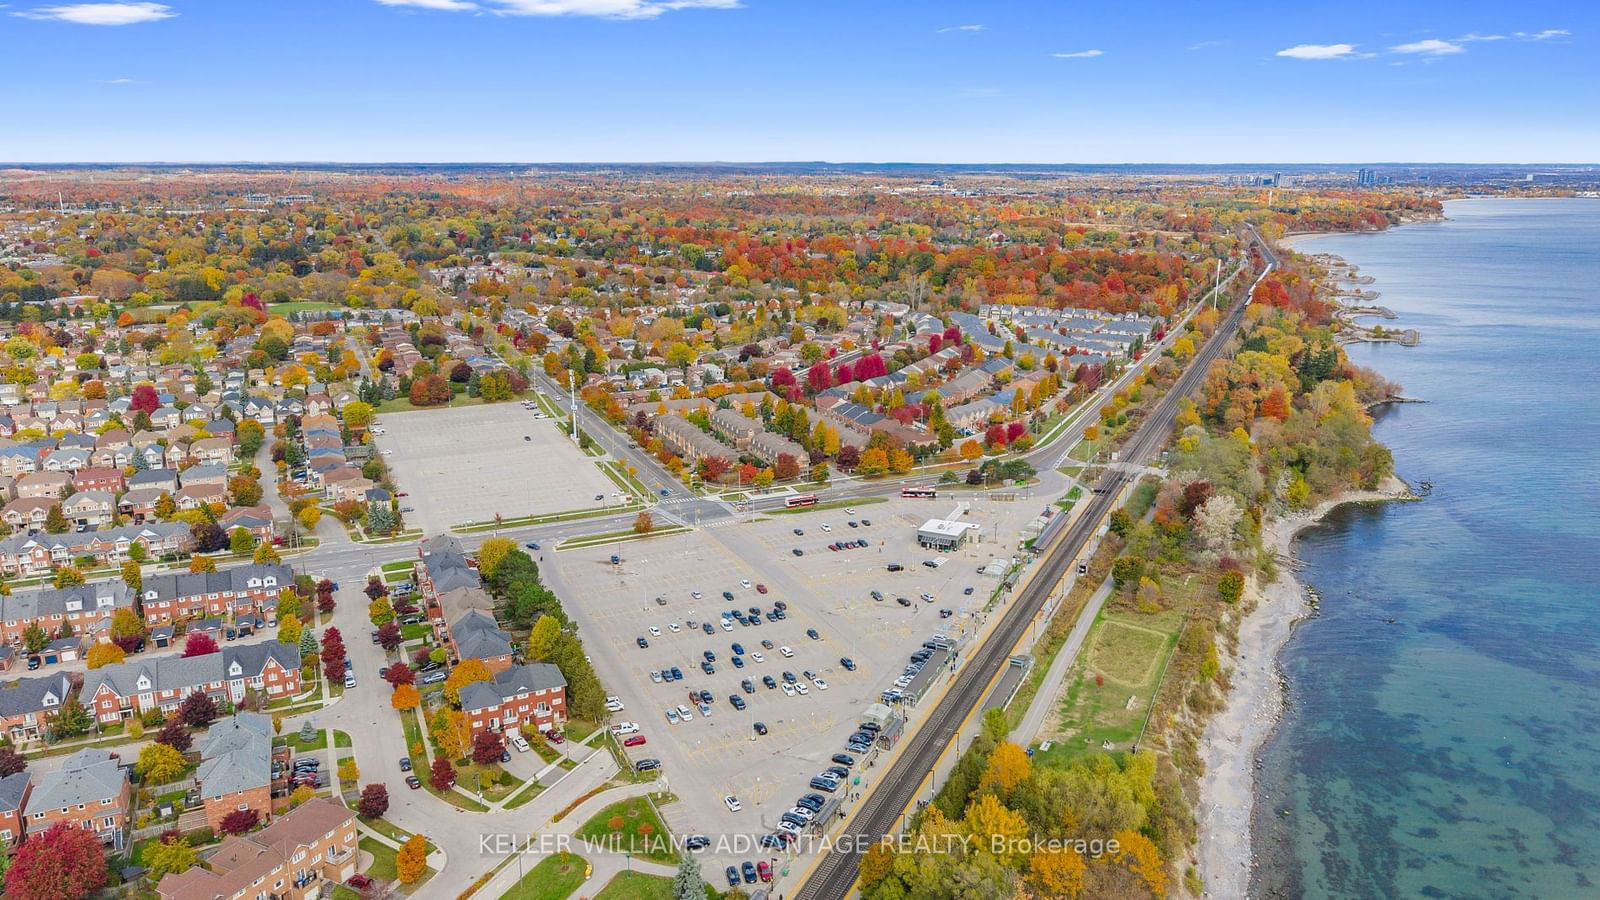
xmin=740 ymin=580 xmax=752 ymax=589
xmin=781 ymin=683 xmax=796 ymax=697
xmin=380 ymin=449 xmax=394 ymax=456
xmin=606 ymin=698 xmax=625 ymax=712
xmin=666 ymin=708 xmax=679 ymax=724
xmin=777 ymin=820 xmax=803 ymax=834
xmin=750 ymin=652 xmax=765 ymax=663
xmin=691 ymin=591 xmax=703 ymax=600
xmin=648 ymin=626 xmax=661 ymax=637
xmin=650 ymin=670 xmax=663 ymax=683
xmin=920 ymin=593 xmax=934 ymax=603
xmin=724 ymin=795 xmax=742 ymax=813
xmin=787 ymin=806 xmax=816 ymax=821
xmin=795 ymin=683 xmax=809 ymax=695
xmin=676 ymin=704 xmax=694 ymax=720
xmin=610 ymin=722 xmax=639 ymax=736
xmin=845 ymin=507 xmax=856 ymax=515
xmin=510 ymin=735 xmax=531 ymax=753
xmin=820 ymin=523 xmax=832 ymax=532
xmin=667 ymin=623 xmax=681 ymax=633
xmin=812 ymin=678 xmax=829 ymax=691
xmin=779 ymin=646 xmax=795 ymax=658
xmin=721 ymin=620 xmax=734 ymax=632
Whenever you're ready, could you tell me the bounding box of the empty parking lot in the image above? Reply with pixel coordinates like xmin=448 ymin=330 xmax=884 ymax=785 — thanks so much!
xmin=372 ymin=403 xmax=617 ymax=533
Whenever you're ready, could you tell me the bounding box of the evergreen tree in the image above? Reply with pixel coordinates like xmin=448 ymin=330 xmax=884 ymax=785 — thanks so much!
xmin=672 ymin=856 xmax=707 ymax=900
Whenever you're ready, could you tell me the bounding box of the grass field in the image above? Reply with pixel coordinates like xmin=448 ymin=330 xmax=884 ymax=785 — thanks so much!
xmin=1047 ymin=604 xmax=1183 ymax=760
xmin=592 ymin=872 xmax=674 ymax=900
xmin=502 ymin=852 xmax=588 ymax=900
xmin=575 ymin=797 xmax=679 ymax=864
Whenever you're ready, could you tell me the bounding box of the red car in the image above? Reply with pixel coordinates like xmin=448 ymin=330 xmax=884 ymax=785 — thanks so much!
xmin=756 ymin=584 xmax=768 ymax=594
xmin=758 ymin=861 xmax=772 ymax=883
xmin=347 ymin=875 xmax=374 ymax=890
xmin=546 ymin=732 xmax=565 ymax=744
xmin=623 ymin=735 xmax=647 ymax=747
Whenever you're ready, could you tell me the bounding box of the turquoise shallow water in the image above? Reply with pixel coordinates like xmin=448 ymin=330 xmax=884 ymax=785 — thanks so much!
xmin=1250 ymin=199 xmax=1600 ymax=899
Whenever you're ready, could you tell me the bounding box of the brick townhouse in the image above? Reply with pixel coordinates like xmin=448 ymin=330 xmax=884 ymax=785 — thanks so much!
xmin=0 ymin=522 xmax=191 ymax=577
xmin=24 ymin=747 xmax=131 ymax=849
xmin=0 ymin=672 xmax=75 ymax=743
xmin=137 ymin=563 xmax=292 ymax=624
xmin=156 ymin=798 xmax=358 ymax=900
xmin=80 ymin=642 xmax=302 ymax=725
xmin=0 ymin=770 xmax=29 ymax=844
xmin=195 ymin=712 xmax=273 ymax=831
xmin=0 ymin=580 xmax=136 ymax=648
xmin=459 ymin=662 xmax=567 ymax=738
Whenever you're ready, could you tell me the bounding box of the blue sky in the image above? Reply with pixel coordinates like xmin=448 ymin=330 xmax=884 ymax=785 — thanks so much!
xmin=1 ymin=0 xmax=1595 ymax=163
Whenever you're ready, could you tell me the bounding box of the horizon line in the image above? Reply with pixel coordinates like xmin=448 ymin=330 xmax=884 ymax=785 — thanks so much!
xmin=4 ymin=160 xmax=1599 ymax=169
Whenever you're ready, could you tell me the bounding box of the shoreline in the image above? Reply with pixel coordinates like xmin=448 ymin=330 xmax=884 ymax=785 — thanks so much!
xmin=1195 ymin=473 xmax=1414 ymax=899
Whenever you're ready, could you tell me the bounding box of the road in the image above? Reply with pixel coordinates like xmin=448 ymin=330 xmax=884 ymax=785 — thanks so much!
xmin=793 ymin=235 xmax=1273 ymax=900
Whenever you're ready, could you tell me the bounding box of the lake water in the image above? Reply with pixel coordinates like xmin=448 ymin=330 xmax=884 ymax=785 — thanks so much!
xmin=1252 ymin=198 xmax=1600 ymax=898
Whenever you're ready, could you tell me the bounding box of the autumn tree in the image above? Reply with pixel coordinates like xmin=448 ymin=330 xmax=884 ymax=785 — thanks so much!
xmin=429 ymin=756 xmax=456 ymax=791
xmin=276 ymin=613 xmax=302 ymax=647
xmin=141 ymin=833 xmax=199 ymax=878
xmin=0 ymin=746 xmax=26 ymax=777
xmin=476 ymin=537 xmax=515 ymax=578
xmin=471 ymin=729 xmax=506 ymax=765
xmin=136 ymin=742 xmax=188 ymax=784
xmin=391 ymin=684 xmax=421 ymax=712
xmin=178 ymin=689 xmax=218 ymax=727
xmin=219 ymin=808 xmax=259 ymax=836
xmin=396 ymin=834 xmax=427 ymax=884
xmin=443 ymin=658 xmax=491 ymax=705
xmin=978 ymin=741 xmax=1032 ymax=796
xmin=358 ymin=783 xmax=390 ymax=819
xmin=633 ymin=510 xmax=654 ymax=534
xmin=4 ymin=823 xmax=107 ymax=900
xmin=85 ymin=643 xmax=125 ymax=670
xmin=1028 ymin=847 xmax=1087 ymax=899
xmin=182 ymin=632 xmax=219 ymax=657
xmin=524 ymin=615 xmax=561 ymax=663
xmin=155 ymin=719 xmax=192 ymax=752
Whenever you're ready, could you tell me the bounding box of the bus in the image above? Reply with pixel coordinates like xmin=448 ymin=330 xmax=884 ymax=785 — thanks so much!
xmin=901 ymin=486 xmax=937 ymax=499
xmin=785 ymin=494 xmax=819 ymax=508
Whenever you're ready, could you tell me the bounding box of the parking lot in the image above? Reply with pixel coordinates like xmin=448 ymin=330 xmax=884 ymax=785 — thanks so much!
xmin=372 ymin=403 xmax=618 ymax=533
xmin=544 ymin=493 xmax=1046 ymax=873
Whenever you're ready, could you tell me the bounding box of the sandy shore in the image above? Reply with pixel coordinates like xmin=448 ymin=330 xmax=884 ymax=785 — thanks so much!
xmin=1196 ymin=474 xmax=1413 ymax=899
xmin=1274 ymin=231 xmax=1339 ymax=252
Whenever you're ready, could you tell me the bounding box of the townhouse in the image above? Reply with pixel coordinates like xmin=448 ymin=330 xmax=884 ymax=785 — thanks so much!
xmin=0 ymin=771 xmax=28 ymax=844
xmin=0 ymin=522 xmax=190 ymax=577
xmin=137 ymin=563 xmax=292 ymax=624
xmin=459 ymin=663 xmax=567 ymax=737
xmin=415 ymin=534 xmax=478 ymax=614
xmin=71 ymin=465 xmax=126 ymax=493
xmin=0 ymin=672 xmax=75 ymax=743
xmin=0 ymin=497 xmax=55 ymax=531
xmin=63 ymin=490 xmax=115 ymax=528
xmin=80 ymin=641 xmax=302 ymax=725
xmin=194 ymin=712 xmax=273 ymax=831
xmin=0 ymin=580 xmax=136 ymax=648
xmin=25 ymin=747 xmax=131 ymax=849
xmin=16 ymin=470 xmax=71 ymax=499
xmin=655 ymin=414 xmax=732 ymax=466
xmin=448 ymin=609 xmax=515 ymax=674
xmin=156 ymin=798 xmax=358 ymax=900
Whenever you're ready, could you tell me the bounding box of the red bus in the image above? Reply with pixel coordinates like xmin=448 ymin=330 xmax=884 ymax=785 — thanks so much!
xmin=901 ymin=486 xmax=937 ymax=499
xmin=785 ymin=494 xmax=819 ymax=508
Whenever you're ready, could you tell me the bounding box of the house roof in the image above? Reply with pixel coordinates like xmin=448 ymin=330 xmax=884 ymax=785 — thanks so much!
xmin=196 ymin=713 xmax=273 ymax=796
xmin=0 ymin=771 xmax=29 ymax=815
xmin=458 ymin=663 xmax=566 ymax=713
xmin=81 ymin=641 xmax=300 ymax=700
xmin=156 ymin=799 xmax=355 ymax=900
xmin=30 ymin=747 xmax=125 ymax=810
xmin=0 ymin=673 xmax=74 ymax=720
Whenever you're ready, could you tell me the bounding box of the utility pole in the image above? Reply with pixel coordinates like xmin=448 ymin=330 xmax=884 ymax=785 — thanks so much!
xmin=1213 ymin=258 xmax=1222 ymax=309
xmin=568 ymin=370 xmax=578 ymax=442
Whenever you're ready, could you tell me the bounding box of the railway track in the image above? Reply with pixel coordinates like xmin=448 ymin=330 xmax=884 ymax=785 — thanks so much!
xmin=795 ymin=234 xmax=1273 ymax=900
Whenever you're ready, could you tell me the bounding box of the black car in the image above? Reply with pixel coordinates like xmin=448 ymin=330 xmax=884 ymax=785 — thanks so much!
xmin=793 ymin=528 xmax=804 ymax=535
xmin=399 ymin=758 xmax=412 ymax=772
xmin=405 ymin=775 xmax=422 ymax=789
xmin=760 ymin=640 xmax=774 ymax=649
xmin=773 ymin=601 xmax=787 ymax=610
xmin=703 ymin=650 xmax=716 ymax=662
xmin=847 ymin=521 xmax=858 ymax=528
xmin=963 ymin=586 xmax=975 ymax=595
xmin=792 ymin=548 xmax=804 ymax=556
xmin=685 ymin=835 xmax=711 ymax=851
xmin=730 ymin=695 xmax=747 ymax=710
xmin=782 ymin=671 xmax=798 ymax=683
xmin=702 ymin=623 xmax=715 ymax=634
xmin=723 ymin=591 xmax=735 ymax=602
xmin=840 ymin=657 xmax=856 ymax=670
xmin=731 ymin=656 xmax=745 ymax=669
xmin=725 ymin=866 xmax=740 ymax=887
xmin=861 ymin=519 xmax=871 ymax=526
xmin=887 ymin=563 xmax=902 ymax=571
xmin=26 ymin=656 xmax=41 ymax=670
xmin=670 ymin=666 xmax=683 ymax=680
xmin=741 ymin=678 xmax=755 ymax=693
xmin=753 ymin=721 xmax=768 ymax=735
xmin=797 ymin=793 xmax=826 ymax=811
xmin=635 ymin=758 xmax=661 ymax=772
xmin=500 ymin=750 xmax=511 ymax=763
xmin=636 ymin=637 xmax=649 ymax=648
xmin=832 ymin=753 xmax=857 ymax=767
xmin=742 ymin=861 xmax=758 ymax=884
xmin=897 ymin=597 xmax=912 ymax=607
xmin=807 ymin=628 xmax=820 ymax=640
xmin=762 ymin=675 xmax=778 ymax=689
xmin=824 ymin=766 xmax=849 ymax=780
xmin=699 ymin=689 xmax=713 ymax=705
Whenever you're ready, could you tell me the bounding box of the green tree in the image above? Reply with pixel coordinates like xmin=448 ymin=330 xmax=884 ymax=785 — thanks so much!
xmin=1111 ymin=557 xmax=1142 ymax=588
xmin=1217 ymin=570 xmax=1245 ymax=604
xmin=229 ymin=527 xmax=256 ymax=555
xmin=44 ymin=505 xmax=69 ymax=534
xmin=672 ymin=856 xmax=707 ymax=900
xmin=22 ymin=623 xmax=48 ymax=655
xmin=52 ymin=695 xmax=93 ymax=739
xmin=277 ymin=614 xmax=302 ymax=647
xmin=524 ymin=615 xmax=561 ymax=663
xmin=120 ymin=560 xmax=142 ymax=592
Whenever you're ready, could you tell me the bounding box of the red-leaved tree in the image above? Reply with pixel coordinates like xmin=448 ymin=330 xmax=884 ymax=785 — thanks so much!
xmin=181 ymin=632 xmax=219 ymax=657
xmin=219 ymin=808 xmax=259 ymax=835
xmin=429 ymin=756 xmax=456 ymax=791
xmin=358 ymin=783 xmax=390 ymax=819
xmin=471 ymin=730 xmax=505 ymax=765
xmin=4 ymin=823 xmax=106 ymax=900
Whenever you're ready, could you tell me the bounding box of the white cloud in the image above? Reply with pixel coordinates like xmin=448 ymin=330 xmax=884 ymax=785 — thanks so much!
xmin=385 ymin=0 xmax=741 ymax=18
xmin=14 ymin=2 xmax=173 ymax=24
xmin=1051 ymin=49 xmax=1103 ymax=59
xmin=1456 ymin=32 xmax=1506 ymax=42
xmin=937 ymin=24 xmax=982 ymax=33
xmin=376 ymin=0 xmax=478 ymax=9
xmin=1391 ymin=38 xmax=1464 ymax=55
xmin=1188 ymin=40 xmax=1221 ymax=50
xmin=96 ymin=77 xmax=141 ymax=83
xmin=1276 ymin=43 xmax=1362 ymax=60
xmin=1515 ymin=29 xmax=1570 ymax=41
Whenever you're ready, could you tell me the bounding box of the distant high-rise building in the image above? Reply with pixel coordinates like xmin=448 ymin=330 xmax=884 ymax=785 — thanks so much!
xmin=1357 ymin=168 xmax=1376 ymax=186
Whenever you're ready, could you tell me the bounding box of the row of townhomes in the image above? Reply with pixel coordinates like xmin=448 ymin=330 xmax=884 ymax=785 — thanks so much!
xmin=414 ymin=534 xmax=568 ymax=737
xmin=81 ymin=641 xmax=303 ymax=724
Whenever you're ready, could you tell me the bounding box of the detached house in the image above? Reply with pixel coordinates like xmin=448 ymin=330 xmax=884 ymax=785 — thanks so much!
xmin=81 ymin=641 xmax=302 ymax=724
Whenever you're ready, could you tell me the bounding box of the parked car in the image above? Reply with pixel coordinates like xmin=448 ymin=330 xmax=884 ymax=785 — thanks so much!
xmin=753 ymin=721 xmax=768 ymax=736
xmin=623 ymin=735 xmax=647 ymax=747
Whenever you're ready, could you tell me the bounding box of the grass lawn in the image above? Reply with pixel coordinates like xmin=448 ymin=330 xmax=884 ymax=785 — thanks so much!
xmin=1047 ymin=604 xmax=1183 ymax=761
xmin=277 ymin=730 xmax=328 ymax=753
xmin=457 ymin=762 xmax=523 ymax=802
xmin=401 ymin=623 xmax=431 ymax=640
xmin=575 ymin=797 xmax=679 ymax=864
xmin=502 ymin=852 xmax=588 ymax=900
xmin=362 ymin=837 xmax=398 ymax=881
xmin=503 ymin=779 xmax=546 ymax=810
xmin=564 ymin=719 xmax=599 ymax=742
xmin=592 ymin=871 xmax=676 ymax=900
